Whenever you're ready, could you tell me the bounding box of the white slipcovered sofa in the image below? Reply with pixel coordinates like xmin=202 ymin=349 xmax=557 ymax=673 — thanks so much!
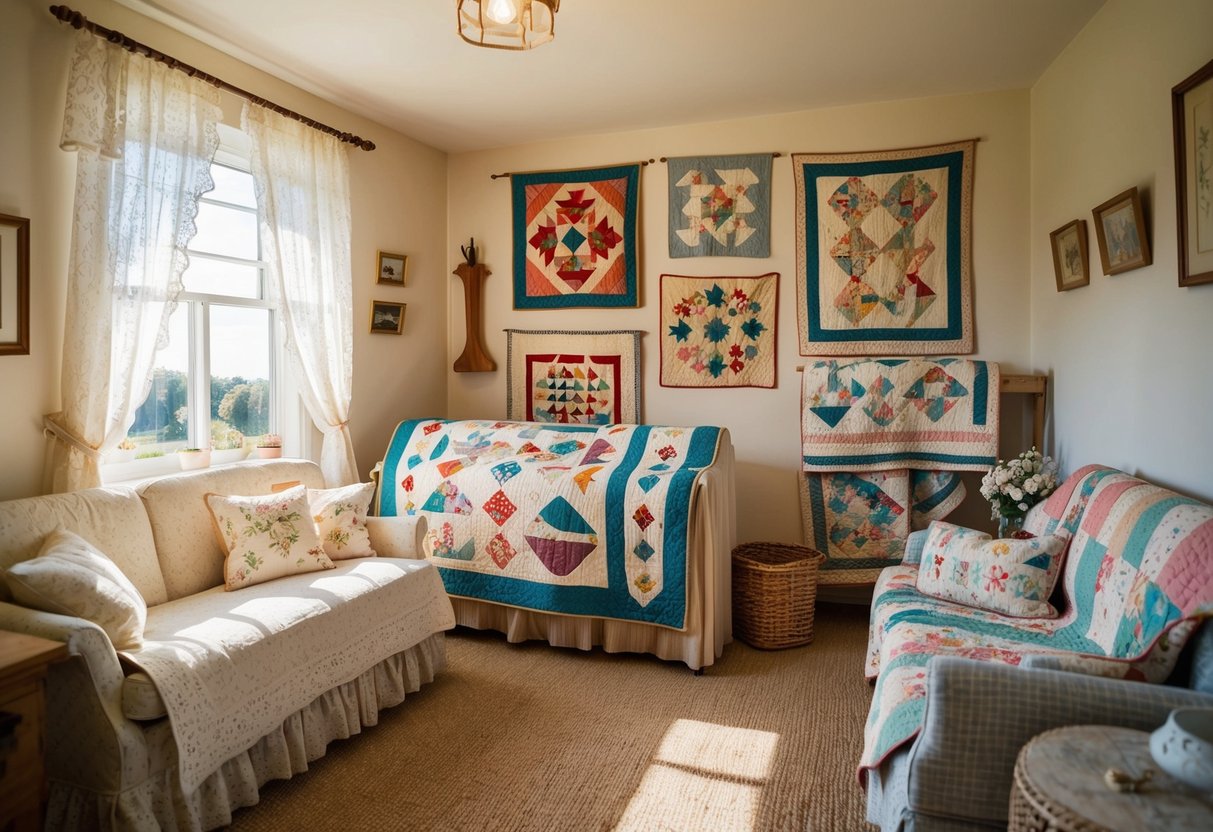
xmin=0 ymin=459 xmax=455 ymax=831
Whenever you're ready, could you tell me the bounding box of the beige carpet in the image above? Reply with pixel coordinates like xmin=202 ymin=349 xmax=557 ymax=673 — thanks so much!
xmin=231 ymin=604 xmax=875 ymax=832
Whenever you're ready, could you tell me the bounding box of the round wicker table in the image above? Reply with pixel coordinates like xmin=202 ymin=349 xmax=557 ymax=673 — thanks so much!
xmin=1010 ymin=725 xmax=1213 ymax=831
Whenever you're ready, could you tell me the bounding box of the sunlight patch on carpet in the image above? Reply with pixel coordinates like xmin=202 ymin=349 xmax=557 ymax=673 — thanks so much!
xmin=614 ymin=719 xmax=780 ymax=831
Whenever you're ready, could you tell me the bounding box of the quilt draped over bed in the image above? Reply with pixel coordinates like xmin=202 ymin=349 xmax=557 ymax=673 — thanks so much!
xmin=800 ymin=358 xmax=999 ymax=584
xmin=861 ymin=465 xmax=1213 ymax=774
xmin=377 ymin=419 xmax=724 ymax=630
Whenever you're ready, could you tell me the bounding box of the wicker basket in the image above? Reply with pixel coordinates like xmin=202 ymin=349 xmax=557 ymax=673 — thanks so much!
xmin=731 ymin=542 xmax=825 ymax=649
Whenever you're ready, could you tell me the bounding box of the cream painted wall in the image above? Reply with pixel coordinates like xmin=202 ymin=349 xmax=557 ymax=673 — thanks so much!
xmin=0 ymin=0 xmax=448 ymax=501
xmin=447 ymin=90 xmax=1034 ymax=545
xmin=1030 ymin=0 xmax=1213 ymax=502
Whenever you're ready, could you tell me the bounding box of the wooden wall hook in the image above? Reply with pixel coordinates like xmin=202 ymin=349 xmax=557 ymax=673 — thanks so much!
xmin=453 ymin=263 xmax=496 ymax=373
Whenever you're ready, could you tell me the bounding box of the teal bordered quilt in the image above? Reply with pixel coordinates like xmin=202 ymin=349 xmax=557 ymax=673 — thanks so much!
xmin=512 ymin=164 xmax=640 ymax=309
xmin=377 ymin=419 xmax=722 ymax=629
xmin=793 ymin=141 xmax=975 ymax=356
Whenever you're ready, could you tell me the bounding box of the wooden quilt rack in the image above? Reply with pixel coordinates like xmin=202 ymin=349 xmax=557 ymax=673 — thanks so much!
xmin=1000 ymin=374 xmax=1048 ymax=451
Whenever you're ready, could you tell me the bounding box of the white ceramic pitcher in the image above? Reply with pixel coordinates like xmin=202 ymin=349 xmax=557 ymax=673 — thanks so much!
xmin=1150 ymin=707 xmax=1213 ymax=791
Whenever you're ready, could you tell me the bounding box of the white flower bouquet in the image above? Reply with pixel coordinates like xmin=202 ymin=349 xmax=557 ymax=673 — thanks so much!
xmin=979 ymin=447 xmax=1059 ymax=521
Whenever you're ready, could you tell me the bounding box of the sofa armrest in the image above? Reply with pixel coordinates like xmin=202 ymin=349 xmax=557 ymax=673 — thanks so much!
xmin=0 ymin=601 xmax=126 ymax=701
xmin=1020 ymin=653 xmax=1140 ymax=679
xmin=0 ymin=602 xmax=148 ymax=791
xmin=901 ymin=529 xmax=929 ymax=566
xmin=366 ymin=515 xmax=428 ymax=559
xmin=904 ymin=656 xmax=1213 ymax=826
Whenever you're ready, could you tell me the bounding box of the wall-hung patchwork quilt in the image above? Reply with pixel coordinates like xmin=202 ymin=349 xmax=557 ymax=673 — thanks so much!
xmin=666 ymin=153 xmax=773 ymax=258
xmin=800 ymin=358 xmax=998 ymax=585
xmin=505 ymin=329 xmax=642 ymax=425
xmin=377 ymin=419 xmax=724 ymax=629
xmin=512 ymin=164 xmax=640 ymax=308
xmin=793 ymin=140 xmax=975 ymax=356
xmin=799 ymin=469 xmax=967 ymax=585
xmin=659 ymin=273 xmax=779 ymax=388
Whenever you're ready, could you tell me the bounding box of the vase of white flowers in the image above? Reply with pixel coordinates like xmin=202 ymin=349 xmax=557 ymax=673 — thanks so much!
xmin=979 ymin=447 xmax=1059 ymax=537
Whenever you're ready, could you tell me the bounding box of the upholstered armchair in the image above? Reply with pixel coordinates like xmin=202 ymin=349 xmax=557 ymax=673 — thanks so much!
xmin=866 ymin=626 xmax=1213 ymax=830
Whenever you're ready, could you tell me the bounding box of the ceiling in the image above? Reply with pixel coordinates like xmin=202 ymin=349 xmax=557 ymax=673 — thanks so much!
xmin=117 ymin=0 xmax=1105 ymax=154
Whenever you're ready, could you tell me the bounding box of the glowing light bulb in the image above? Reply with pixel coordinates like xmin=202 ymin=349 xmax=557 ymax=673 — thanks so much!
xmin=485 ymin=0 xmax=517 ymax=25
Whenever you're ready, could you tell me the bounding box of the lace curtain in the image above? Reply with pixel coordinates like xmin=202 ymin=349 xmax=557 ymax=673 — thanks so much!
xmin=44 ymin=31 xmax=221 ymax=492
xmin=243 ymin=106 xmax=358 ymax=487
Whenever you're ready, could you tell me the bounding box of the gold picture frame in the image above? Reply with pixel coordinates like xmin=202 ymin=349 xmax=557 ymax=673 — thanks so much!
xmin=1173 ymin=57 xmax=1213 ymax=287
xmin=369 ymin=300 xmax=405 ymax=334
xmin=0 ymin=213 xmax=30 ymax=356
xmin=1049 ymin=219 xmax=1089 ymax=291
xmin=1091 ymin=187 xmax=1152 ymax=276
xmin=377 ymin=250 xmax=408 ymax=286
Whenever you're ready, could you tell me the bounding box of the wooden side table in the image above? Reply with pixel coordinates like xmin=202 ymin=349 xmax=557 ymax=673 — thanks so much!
xmin=0 ymin=632 xmax=69 ymax=832
xmin=1010 ymin=725 xmax=1213 ymax=831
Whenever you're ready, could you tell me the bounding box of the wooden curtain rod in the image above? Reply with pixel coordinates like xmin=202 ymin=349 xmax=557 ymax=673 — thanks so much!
xmin=490 ymin=159 xmax=655 ymax=180
xmin=658 ymin=152 xmax=783 ymax=162
xmin=48 ymin=4 xmax=376 ymax=151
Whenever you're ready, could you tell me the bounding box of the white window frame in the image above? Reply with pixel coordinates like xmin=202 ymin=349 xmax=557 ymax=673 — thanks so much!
xmin=101 ymin=124 xmax=308 ymax=483
xmin=182 ymin=165 xmax=274 ymax=447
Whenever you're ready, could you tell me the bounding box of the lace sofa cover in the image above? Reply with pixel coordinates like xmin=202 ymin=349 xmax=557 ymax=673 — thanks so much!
xmin=0 ymin=460 xmax=455 ymax=831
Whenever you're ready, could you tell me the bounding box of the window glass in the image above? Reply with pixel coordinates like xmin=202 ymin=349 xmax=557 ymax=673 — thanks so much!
xmin=125 ymin=307 xmax=190 ymax=457
xmin=207 ymin=164 xmax=256 ymax=208
xmin=209 ymin=304 xmax=272 ymax=444
xmin=182 ymin=256 xmax=261 ymax=299
xmin=190 ymin=202 xmax=258 ymax=260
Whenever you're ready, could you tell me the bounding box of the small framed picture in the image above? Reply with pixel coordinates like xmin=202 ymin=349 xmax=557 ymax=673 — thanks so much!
xmin=369 ymin=300 xmax=405 ymax=334
xmin=1049 ymin=219 xmax=1090 ymax=291
xmin=1172 ymin=57 xmax=1213 ymax=287
xmin=0 ymin=212 xmax=30 ymax=356
xmin=377 ymin=251 xmax=408 ymax=286
xmin=1091 ymin=187 xmax=1151 ymax=276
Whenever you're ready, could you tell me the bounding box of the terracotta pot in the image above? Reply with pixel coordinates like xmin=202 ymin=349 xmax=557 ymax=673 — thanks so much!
xmin=256 ymin=446 xmax=283 ymax=459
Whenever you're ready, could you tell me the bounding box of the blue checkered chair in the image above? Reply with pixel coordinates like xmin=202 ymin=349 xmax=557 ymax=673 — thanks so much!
xmin=866 ymin=622 xmax=1213 ymax=830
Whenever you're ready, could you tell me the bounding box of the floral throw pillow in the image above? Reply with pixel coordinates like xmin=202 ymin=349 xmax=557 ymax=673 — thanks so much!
xmin=915 ymin=521 xmax=1069 ymax=618
xmin=205 ymin=485 xmax=334 ymax=591
xmin=308 ymin=482 xmax=377 ymax=560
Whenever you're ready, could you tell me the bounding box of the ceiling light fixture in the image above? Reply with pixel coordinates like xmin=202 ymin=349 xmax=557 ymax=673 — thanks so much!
xmin=457 ymin=0 xmax=558 ymax=51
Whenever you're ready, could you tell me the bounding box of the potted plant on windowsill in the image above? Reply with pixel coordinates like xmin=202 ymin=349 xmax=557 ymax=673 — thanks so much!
xmin=211 ymin=427 xmax=247 ymax=464
xmin=255 ymin=434 xmax=283 ymax=459
xmin=108 ymin=438 xmax=139 ymax=464
xmin=177 ymin=447 xmax=211 ymax=471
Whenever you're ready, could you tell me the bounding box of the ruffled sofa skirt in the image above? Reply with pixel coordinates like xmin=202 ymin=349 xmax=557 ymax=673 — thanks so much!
xmin=46 ymin=632 xmax=446 ymax=832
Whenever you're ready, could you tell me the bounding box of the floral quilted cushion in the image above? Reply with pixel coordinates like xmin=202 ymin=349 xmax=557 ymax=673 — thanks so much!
xmin=205 ymin=485 xmax=334 ymax=590
xmin=6 ymin=529 xmax=147 ymax=649
xmin=309 ymin=482 xmax=377 ymax=560
xmin=915 ymin=521 xmax=1068 ymax=618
